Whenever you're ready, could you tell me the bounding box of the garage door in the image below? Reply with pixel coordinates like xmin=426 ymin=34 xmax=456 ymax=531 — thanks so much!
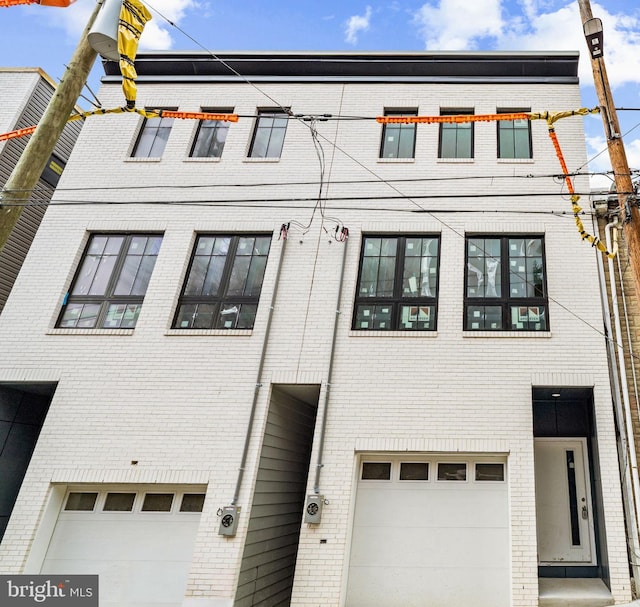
xmin=40 ymin=487 xmax=205 ymax=607
xmin=346 ymin=455 xmax=509 ymax=607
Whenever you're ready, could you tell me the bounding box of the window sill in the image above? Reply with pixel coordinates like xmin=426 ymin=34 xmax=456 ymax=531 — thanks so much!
xmin=437 ymin=158 xmax=474 ymax=163
xmin=377 ymin=157 xmax=415 ymax=164
xmin=165 ymin=329 xmax=253 ymax=337
xmin=349 ymin=330 xmax=438 ymax=338
xmin=124 ymin=157 xmax=162 ymax=162
xmin=47 ymin=328 xmax=135 ymax=336
xmin=183 ymin=156 xmax=222 ymax=163
xmin=243 ymin=157 xmax=281 ymax=163
xmin=497 ymin=158 xmax=534 ymax=164
xmin=463 ymin=330 xmax=551 ymax=338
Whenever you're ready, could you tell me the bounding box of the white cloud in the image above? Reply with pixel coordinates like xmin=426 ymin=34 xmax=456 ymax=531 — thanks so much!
xmin=345 ymin=6 xmax=372 ymax=45
xmin=413 ymin=0 xmax=504 ymax=50
xmin=31 ymin=0 xmax=200 ymax=51
xmin=413 ymin=1 xmax=640 ymax=87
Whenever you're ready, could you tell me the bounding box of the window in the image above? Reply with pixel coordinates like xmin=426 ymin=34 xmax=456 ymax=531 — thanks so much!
xmin=353 ymin=235 xmax=440 ymax=331
xmin=437 ymin=463 xmax=467 ymax=481
xmin=58 ymin=233 xmax=163 ymax=329
xmin=400 ymin=462 xmax=429 ymax=481
xmin=248 ymin=110 xmax=288 ymax=158
xmin=465 ymin=236 xmax=548 ymax=331
xmin=361 ymin=462 xmax=392 ymax=480
xmin=190 ymin=109 xmax=232 ymax=158
xmin=65 ymin=492 xmax=98 ymax=511
xmin=132 ymin=113 xmax=174 ymax=157
xmin=498 ymin=109 xmax=532 ymax=159
xmin=174 ymin=234 xmax=271 ymax=330
xmin=103 ymin=493 xmax=136 ymax=512
xmin=142 ymin=493 xmax=174 ymax=512
xmin=180 ymin=494 xmax=206 ymax=513
xmin=439 ymin=109 xmax=473 ymax=158
xmin=380 ymin=109 xmax=417 ymax=159
xmin=475 ymin=463 xmax=505 ymax=482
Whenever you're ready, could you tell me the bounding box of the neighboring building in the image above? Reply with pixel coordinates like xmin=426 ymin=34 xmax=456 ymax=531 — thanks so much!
xmin=0 ymin=51 xmax=633 ymax=607
xmin=0 ymin=68 xmax=83 ymax=312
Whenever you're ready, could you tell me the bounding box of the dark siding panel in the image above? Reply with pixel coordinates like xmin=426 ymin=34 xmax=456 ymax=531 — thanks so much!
xmin=235 ymin=387 xmax=319 ymax=607
xmin=0 ymin=75 xmax=82 ymax=312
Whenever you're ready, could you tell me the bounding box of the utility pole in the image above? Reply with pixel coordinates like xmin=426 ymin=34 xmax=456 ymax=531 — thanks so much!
xmin=0 ymin=0 xmax=102 ymax=253
xmin=578 ymin=0 xmax=640 ymax=298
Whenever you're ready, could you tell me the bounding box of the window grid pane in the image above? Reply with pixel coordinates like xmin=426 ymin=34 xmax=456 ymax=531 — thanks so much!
xmin=354 ymin=235 xmax=439 ymax=331
xmin=380 ymin=110 xmax=417 ymax=159
xmin=191 ymin=119 xmax=230 ymax=158
xmin=132 ymin=116 xmax=173 ymax=158
xmin=498 ymin=114 xmax=531 ymax=159
xmin=439 ymin=111 xmax=473 ymax=158
xmin=174 ymin=235 xmax=271 ymax=330
xmin=249 ymin=112 xmax=288 ymax=158
xmin=464 ymin=235 xmax=547 ymax=331
xmin=59 ymin=234 xmax=162 ymax=330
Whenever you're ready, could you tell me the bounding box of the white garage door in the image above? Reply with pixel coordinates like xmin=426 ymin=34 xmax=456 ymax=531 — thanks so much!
xmin=41 ymin=487 xmax=205 ymax=607
xmin=346 ymin=456 xmax=509 ymax=607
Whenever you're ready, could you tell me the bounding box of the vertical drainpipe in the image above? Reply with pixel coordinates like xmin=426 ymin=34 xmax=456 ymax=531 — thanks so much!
xmin=314 ymin=237 xmax=349 ymax=494
xmin=599 ymin=216 xmax=640 ymax=584
xmin=231 ymin=235 xmax=288 ymax=506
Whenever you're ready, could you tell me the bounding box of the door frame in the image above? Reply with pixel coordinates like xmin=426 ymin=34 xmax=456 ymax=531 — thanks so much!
xmin=534 ymin=437 xmax=597 ymax=567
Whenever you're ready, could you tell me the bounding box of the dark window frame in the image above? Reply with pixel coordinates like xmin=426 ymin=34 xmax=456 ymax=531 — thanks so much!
xmin=352 ymin=234 xmax=440 ymax=332
xmin=248 ymin=109 xmax=289 ymax=158
xmin=57 ymin=233 xmax=163 ymax=330
xmin=497 ymin=108 xmax=532 ymax=159
xmin=173 ymin=233 xmax=272 ymax=330
xmin=131 ymin=108 xmax=177 ymax=158
xmin=438 ymin=108 xmax=474 ymax=159
xmin=379 ymin=108 xmax=418 ymax=159
xmin=190 ymin=107 xmax=234 ymax=158
xmin=464 ymin=235 xmax=548 ymax=331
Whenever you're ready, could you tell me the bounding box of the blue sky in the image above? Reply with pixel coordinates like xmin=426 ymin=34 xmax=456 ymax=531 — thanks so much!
xmin=1 ymin=0 xmax=639 ymax=188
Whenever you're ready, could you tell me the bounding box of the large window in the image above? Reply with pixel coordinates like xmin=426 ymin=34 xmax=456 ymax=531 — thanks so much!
xmin=174 ymin=234 xmax=271 ymax=330
xmin=498 ymin=109 xmax=532 ymax=159
xmin=58 ymin=233 xmax=163 ymax=329
xmin=465 ymin=236 xmax=547 ymax=331
xmin=132 ymin=114 xmax=174 ymax=158
xmin=190 ymin=109 xmax=233 ymax=158
xmin=248 ymin=110 xmax=289 ymax=158
xmin=353 ymin=235 xmax=440 ymax=331
xmin=439 ymin=109 xmax=474 ymax=159
xmin=380 ymin=109 xmax=417 ymax=159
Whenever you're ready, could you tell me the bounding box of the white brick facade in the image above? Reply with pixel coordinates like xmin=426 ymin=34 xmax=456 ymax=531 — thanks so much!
xmin=0 ymin=52 xmax=632 ymax=606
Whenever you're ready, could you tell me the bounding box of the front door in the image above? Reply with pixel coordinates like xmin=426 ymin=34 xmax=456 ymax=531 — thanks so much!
xmin=534 ymin=438 xmax=596 ymax=565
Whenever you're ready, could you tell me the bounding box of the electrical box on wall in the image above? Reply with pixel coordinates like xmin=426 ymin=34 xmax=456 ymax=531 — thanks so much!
xmin=304 ymin=494 xmax=323 ymax=524
xmin=218 ymin=505 xmax=240 ymax=536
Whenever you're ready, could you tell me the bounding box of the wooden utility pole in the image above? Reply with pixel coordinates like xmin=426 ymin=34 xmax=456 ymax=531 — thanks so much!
xmin=578 ymin=0 xmax=640 ymax=297
xmin=0 ymin=0 xmax=102 ymax=253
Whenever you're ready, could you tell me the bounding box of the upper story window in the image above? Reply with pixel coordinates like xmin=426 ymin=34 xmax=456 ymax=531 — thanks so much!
xmin=248 ymin=110 xmax=289 ymax=158
xmin=465 ymin=236 xmax=547 ymax=331
xmin=174 ymin=234 xmax=271 ymax=330
xmin=439 ymin=109 xmax=474 ymax=159
xmin=190 ymin=109 xmax=233 ymax=158
xmin=58 ymin=233 xmax=163 ymax=329
xmin=132 ymin=112 xmax=175 ymax=158
xmin=380 ymin=109 xmax=417 ymax=159
xmin=353 ymin=235 xmax=440 ymax=331
xmin=498 ymin=109 xmax=532 ymax=159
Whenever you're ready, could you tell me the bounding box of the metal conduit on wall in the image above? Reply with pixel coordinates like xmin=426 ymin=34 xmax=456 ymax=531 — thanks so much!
xmin=599 ymin=216 xmax=640 ymax=583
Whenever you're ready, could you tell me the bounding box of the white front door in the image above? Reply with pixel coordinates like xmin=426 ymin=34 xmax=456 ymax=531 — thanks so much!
xmin=534 ymin=438 xmax=596 ymax=565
